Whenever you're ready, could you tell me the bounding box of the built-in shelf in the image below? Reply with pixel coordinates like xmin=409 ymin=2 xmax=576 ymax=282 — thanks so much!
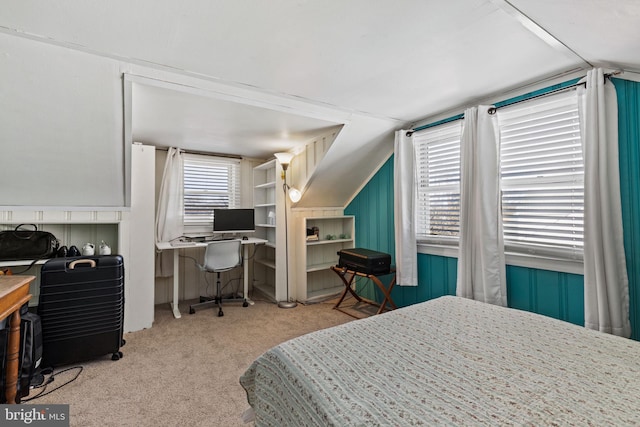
xmin=307 ymin=261 xmax=337 ymax=273
xmin=255 ymin=181 xmax=276 ymax=189
xmin=307 ymin=238 xmax=353 ymax=246
xmin=0 ymin=259 xmax=48 ymax=268
xmin=252 ymin=159 xmax=286 ymax=302
xmin=0 ymin=211 xmax=125 ymax=310
xmin=306 ymin=285 xmax=344 ymax=303
xmin=253 ymin=281 xmax=276 ymax=301
xmin=295 ymin=214 xmax=355 ymax=304
xmin=255 ymin=258 xmax=276 ymax=269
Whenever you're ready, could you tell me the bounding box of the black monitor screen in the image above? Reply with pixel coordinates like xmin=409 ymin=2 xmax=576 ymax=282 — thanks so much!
xmin=213 ymin=208 xmax=255 ymax=233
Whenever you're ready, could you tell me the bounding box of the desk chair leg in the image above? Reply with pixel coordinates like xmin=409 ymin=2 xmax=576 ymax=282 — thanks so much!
xmin=188 ymin=271 xmax=225 ymax=316
xmin=216 ymin=273 xmax=224 ymax=317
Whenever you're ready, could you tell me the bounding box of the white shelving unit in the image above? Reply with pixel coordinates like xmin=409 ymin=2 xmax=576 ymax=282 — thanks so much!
xmin=252 ymin=159 xmax=287 ymax=302
xmin=294 ymin=214 xmax=355 ymax=303
xmin=0 ymin=211 xmax=125 ymax=304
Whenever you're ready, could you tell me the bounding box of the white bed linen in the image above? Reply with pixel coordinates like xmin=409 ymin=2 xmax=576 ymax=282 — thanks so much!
xmin=240 ymin=296 xmax=640 ymax=426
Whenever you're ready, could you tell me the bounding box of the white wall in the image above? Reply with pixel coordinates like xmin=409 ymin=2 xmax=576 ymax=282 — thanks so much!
xmin=0 ymin=33 xmax=125 ymax=207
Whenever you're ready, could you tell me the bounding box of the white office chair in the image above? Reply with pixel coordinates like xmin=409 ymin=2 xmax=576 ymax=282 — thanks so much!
xmin=188 ymin=239 xmax=245 ymax=317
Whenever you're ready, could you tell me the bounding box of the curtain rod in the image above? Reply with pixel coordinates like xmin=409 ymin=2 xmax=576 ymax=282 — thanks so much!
xmin=486 ymin=81 xmax=583 ymax=115
xmin=488 ymin=70 xmax=619 ymax=114
xmin=406 ymin=71 xmax=621 ymax=137
xmin=154 ymin=146 xmax=242 ymax=159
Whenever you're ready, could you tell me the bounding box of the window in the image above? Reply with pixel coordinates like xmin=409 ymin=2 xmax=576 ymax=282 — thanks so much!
xmin=183 ymin=154 xmax=241 ymax=230
xmin=415 ymin=120 xmax=462 ymax=243
xmin=415 ymin=88 xmax=583 ymax=261
xmin=498 ymin=90 xmax=583 ymax=259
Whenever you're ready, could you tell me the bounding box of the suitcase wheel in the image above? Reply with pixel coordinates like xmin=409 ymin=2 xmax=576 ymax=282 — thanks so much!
xmin=111 ymin=351 xmax=123 ymax=361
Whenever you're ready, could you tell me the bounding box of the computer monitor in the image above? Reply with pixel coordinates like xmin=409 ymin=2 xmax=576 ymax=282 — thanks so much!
xmin=213 ymin=208 xmax=255 ymax=234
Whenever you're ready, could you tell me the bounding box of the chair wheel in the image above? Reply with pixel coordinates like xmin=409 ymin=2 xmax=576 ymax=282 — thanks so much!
xmin=218 ymin=310 xmax=224 ymax=317
xmin=243 ymin=301 xmax=249 ymax=307
xmin=189 ymin=307 xmax=195 ymax=314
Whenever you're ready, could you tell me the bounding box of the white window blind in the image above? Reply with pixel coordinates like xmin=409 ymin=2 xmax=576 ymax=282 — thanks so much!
xmin=414 ymin=120 xmax=463 ymax=242
xmin=183 ymin=154 xmax=241 ymax=228
xmin=498 ymin=89 xmax=583 ymax=259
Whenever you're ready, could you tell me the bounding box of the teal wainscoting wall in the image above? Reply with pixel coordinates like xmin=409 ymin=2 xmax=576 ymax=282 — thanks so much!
xmin=506 ymin=266 xmax=584 ymax=326
xmin=345 ymin=78 xmax=640 ymax=340
xmin=343 ymin=157 xmax=398 ymax=304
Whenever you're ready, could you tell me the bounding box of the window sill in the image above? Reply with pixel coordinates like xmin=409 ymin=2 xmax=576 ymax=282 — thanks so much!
xmin=417 ymin=243 xmax=584 ymax=275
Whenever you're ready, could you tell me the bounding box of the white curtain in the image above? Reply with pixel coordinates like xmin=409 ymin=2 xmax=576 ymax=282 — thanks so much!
xmin=578 ymin=68 xmax=631 ymax=338
xmin=394 ymin=130 xmax=418 ymax=286
xmin=456 ymin=106 xmax=507 ymax=306
xmin=155 ymin=147 xmax=185 ymax=277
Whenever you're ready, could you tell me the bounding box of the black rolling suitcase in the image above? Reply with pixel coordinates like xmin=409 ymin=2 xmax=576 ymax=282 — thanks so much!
xmin=38 ymin=255 xmax=125 ymax=367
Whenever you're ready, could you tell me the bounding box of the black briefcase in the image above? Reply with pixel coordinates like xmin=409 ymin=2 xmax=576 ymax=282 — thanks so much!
xmin=338 ymin=248 xmax=391 ymax=275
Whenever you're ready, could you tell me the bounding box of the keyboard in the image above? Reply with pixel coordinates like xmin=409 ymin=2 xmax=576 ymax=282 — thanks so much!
xmin=170 ymin=241 xmax=197 ymax=247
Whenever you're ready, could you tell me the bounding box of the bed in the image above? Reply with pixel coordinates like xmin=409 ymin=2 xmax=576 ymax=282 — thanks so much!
xmin=240 ymin=296 xmax=640 ymax=426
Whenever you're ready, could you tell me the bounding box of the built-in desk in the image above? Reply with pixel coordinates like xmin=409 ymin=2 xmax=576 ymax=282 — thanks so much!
xmin=156 ymin=238 xmax=267 ymax=318
xmin=0 ymin=275 xmax=34 ymax=404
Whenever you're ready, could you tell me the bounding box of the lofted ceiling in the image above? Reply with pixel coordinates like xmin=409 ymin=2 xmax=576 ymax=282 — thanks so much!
xmin=2 ymin=0 xmax=640 ymax=207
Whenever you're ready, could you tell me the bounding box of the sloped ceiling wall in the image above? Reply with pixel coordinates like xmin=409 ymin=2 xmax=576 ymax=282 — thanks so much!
xmin=1 ymin=1 xmax=639 ymax=207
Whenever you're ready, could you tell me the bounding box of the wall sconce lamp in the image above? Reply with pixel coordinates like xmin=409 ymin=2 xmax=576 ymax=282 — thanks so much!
xmin=274 ymin=152 xmax=299 ymax=309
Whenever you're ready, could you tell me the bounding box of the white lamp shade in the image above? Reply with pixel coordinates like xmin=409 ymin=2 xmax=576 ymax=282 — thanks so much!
xmin=288 ymin=187 xmax=302 ymax=203
xmin=274 ymin=152 xmax=294 ymax=166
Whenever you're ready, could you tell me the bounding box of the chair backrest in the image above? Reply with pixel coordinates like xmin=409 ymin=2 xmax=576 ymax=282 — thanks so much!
xmin=203 ymin=239 xmax=242 ymax=272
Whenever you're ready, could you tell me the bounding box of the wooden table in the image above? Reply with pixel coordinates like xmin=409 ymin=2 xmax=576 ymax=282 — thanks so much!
xmin=0 ymin=275 xmax=33 ymax=404
xmin=330 ymin=266 xmax=396 ymax=317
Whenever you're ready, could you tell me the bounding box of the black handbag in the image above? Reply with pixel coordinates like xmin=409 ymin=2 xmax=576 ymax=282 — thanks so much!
xmin=0 ymin=224 xmax=59 ymax=261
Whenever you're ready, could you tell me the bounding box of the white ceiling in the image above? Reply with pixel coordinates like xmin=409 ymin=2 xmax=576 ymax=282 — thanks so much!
xmin=2 ymin=0 xmax=640 ymax=206
xmin=132 ymin=82 xmax=344 ymax=158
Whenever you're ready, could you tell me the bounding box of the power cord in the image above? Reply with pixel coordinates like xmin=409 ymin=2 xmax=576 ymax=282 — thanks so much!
xmin=22 ymin=366 xmax=84 ymax=401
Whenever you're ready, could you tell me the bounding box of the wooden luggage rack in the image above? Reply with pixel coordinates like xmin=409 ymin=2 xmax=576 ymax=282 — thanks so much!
xmin=330 ymin=265 xmax=396 ymax=317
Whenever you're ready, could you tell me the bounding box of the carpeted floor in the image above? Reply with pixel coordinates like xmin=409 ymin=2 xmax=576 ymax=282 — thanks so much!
xmin=24 ymin=298 xmax=355 ymax=427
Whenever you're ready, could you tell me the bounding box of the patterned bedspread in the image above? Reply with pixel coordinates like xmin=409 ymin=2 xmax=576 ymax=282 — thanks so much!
xmin=239 ymin=296 xmax=640 ymax=426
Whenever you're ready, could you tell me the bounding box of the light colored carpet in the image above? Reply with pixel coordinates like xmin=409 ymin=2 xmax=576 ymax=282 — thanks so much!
xmin=25 ymin=298 xmax=355 ymax=427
